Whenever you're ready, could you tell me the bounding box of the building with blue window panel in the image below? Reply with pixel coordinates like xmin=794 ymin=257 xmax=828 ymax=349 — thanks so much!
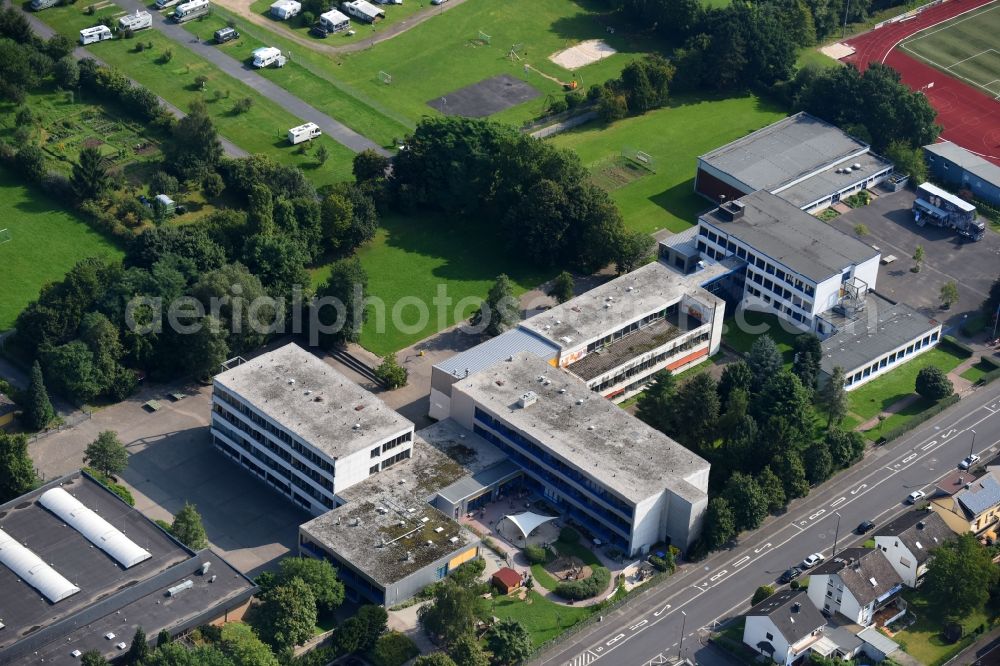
xmin=924 ymin=141 xmax=1000 ymax=208
xmin=448 ymin=352 xmax=710 ymax=555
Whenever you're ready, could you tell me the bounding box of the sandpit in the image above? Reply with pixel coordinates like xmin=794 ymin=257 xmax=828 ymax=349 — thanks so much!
xmin=820 ymin=43 xmax=855 ymax=60
xmin=549 ymin=39 xmax=617 ymax=70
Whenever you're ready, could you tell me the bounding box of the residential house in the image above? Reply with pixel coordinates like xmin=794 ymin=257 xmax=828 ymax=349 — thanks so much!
xmin=931 ymin=467 xmax=1000 ymax=541
xmin=806 ymin=548 xmax=904 ymax=627
xmin=743 ymin=589 xmax=826 ymax=665
xmin=873 ymin=510 xmax=953 ymax=587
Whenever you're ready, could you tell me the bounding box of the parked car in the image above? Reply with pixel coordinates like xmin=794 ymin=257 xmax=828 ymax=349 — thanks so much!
xmin=214 ymin=27 xmax=239 ymax=43
xmin=779 ymin=567 xmax=802 ymax=584
xmin=907 ymin=490 xmax=926 ymax=504
xmin=309 ymin=23 xmax=329 ymax=38
xmin=856 ymin=520 xmax=876 ymax=534
xmin=801 ymin=553 xmax=825 ymax=568
xmin=959 ymin=454 xmax=981 ymax=470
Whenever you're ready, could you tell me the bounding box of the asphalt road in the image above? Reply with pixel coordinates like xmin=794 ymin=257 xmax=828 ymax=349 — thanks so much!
xmin=114 ymin=0 xmax=390 ymax=155
xmin=531 ymin=384 xmax=1000 ymax=666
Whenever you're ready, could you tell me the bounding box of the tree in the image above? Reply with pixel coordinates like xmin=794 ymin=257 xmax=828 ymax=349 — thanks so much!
xmin=24 ymin=360 xmax=55 ymax=431
xmin=635 ymin=370 xmax=677 ymax=435
xmin=163 ymin=100 xmax=222 ymax=180
xmin=331 ymin=616 xmax=364 ymax=655
xmin=916 ymin=366 xmax=953 ymax=401
xmin=470 ymin=274 xmax=519 ymax=338
xmin=374 ymin=354 xmax=408 ymax=389
xmin=418 ymin=582 xmax=480 ymax=645
xmin=853 ymin=223 xmax=869 ymax=237
xmin=547 ymin=271 xmax=575 ymax=304
xmin=250 ymin=577 xmax=317 ymax=654
xmin=613 ymin=229 xmax=651 ymax=274
xmin=355 ymin=604 xmax=389 ymax=650
xmin=81 ymin=652 xmax=108 ymax=666
xmin=247 ymin=184 xmax=275 ymax=237
xmin=792 ymin=334 xmax=822 ymax=391
xmin=718 ymin=360 xmax=753 ymax=408
xmin=747 ymin=335 xmax=783 ymax=391
xmin=752 ymin=585 xmax=775 ymax=605
xmin=671 ymin=373 xmax=719 ymax=453
xmin=818 ymin=367 xmax=848 ymax=428
xmin=982 ymin=274 xmax=1000 ymax=321
xmin=448 ymin=634 xmax=490 ymax=666
xmin=54 ymin=55 xmax=79 ymax=89
xmin=804 ymin=439 xmax=834 ymax=484
xmin=923 ymin=533 xmax=1000 ymax=621
xmin=757 ymin=465 xmax=786 ymax=512
xmin=156 ymin=630 xmax=171 ymax=648
xmin=722 ymin=472 xmax=769 ymax=532
xmin=275 ymin=557 xmax=345 ymax=614
xmin=16 ymin=144 xmax=47 ymax=183
xmin=752 ymin=371 xmax=814 ymax=446
xmin=71 ymin=146 xmax=111 ymax=202
xmin=826 ymin=428 xmax=866 ymax=469
xmin=486 ymin=619 xmax=532 ymax=666
xmin=884 ymin=140 xmax=928 ymax=182
xmin=353 ymin=149 xmax=390 ymax=183
xmin=202 ymin=171 xmax=225 ymax=198
xmin=0 ymin=431 xmax=37 ymax=503
xmin=173 ymin=315 xmax=230 ymax=379
xmin=371 ymin=632 xmax=419 ymax=666
xmin=940 ymin=281 xmax=960 ymax=310
xmin=775 ymin=451 xmax=810 ymax=499
xmin=219 ymin=622 xmax=279 ymax=666
xmin=127 ymin=627 xmax=150 ymax=666
xmin=315 ymin=144 xmax=329 ymax=165
xmin=84 ymin=430 xmax=128 ymax=478
xmin=703 ymin=497 xmax=735 ymax=550
xmin=912 ymin=245 xmax=925 ymax=273
xmin=170 ymin=502 xmax=208 ymax=549
xmin=312 ymin=257 xmax=368 ymax=348
xmin=416 ymin=654 xmax=458 ymax=666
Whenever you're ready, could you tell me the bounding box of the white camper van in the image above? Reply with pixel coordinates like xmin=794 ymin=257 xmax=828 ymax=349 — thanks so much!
xmin=118 ymin=11 xmax=152 ymax=32
xmin=288 ymin=123 xmax=322 ymax=145
xmin=269 ymin=0 xmax=301 ymax=19
xmin=251 ymin=46 xmax=287 ymax=68
xmin=79 ymin=25 xmax=113 ymax=45
xmin=317 ymin=9 xmax=350 ymax=33
xmin=172 ymin=0 xmax=210 ymax=22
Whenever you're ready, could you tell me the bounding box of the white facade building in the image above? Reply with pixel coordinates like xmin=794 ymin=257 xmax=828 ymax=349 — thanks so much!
xmin=873 ymin=511 xmax=953 ymax=588
xmin=743 ymin=589 xmax=826 ymax=665
xmin=211 ymin=344 xmax=414 ymax=514
xmin=806 ymin=548 xmax=904 ymax=627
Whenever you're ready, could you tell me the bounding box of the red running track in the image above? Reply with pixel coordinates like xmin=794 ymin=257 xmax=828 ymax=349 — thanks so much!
xmin=842 ymin=0 xmax=1000 ymax=166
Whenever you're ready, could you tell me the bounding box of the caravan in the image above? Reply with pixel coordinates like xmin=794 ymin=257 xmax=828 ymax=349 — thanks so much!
xmin=341 ymin=0 xmax=384 ymax=23
xmin=30 ymin=0 xmax=60 ymax=11
xmin=118 ymin=11 xmax=153 ymax=32
xmin=79 ymin=25 xmax=113 ymax=45
xmin=317 ymin=9 xmax=350 ymax=34
xmin=287 ymin=123 xmax=323 ymax=145
xmin=251 ymin=46 xmax=287 ymax=68
xmin=172 ymin=0 xmax=210 ymax=22
xmin=269 ymin=0 xmax=301 ymax=19
xmin=155 ymin=0 xmax=182 ymax=9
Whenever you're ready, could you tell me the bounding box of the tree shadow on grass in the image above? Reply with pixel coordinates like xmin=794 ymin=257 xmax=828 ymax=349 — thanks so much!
xmin=649 ymin=177 xmax=710 ymax=229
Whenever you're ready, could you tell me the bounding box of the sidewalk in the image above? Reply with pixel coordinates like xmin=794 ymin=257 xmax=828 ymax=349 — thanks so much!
xmin=947 ymin=626 xmax=1000 ymax=666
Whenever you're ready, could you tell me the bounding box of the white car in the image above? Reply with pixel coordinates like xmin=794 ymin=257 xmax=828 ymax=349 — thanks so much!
xmin=959 ymin=454 xmax=981 ymax=470
xmin=801 ymin=553 xmax=825 ymax=568
xmin=907 ymin=490 xmax=926 ymax=504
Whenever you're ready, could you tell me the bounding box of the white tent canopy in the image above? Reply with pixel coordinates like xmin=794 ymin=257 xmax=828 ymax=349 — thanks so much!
xmin=502 ymin=512 xmax=557 ymax=539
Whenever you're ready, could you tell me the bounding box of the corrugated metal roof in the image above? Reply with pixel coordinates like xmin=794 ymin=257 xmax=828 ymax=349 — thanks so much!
xmin=436 ymin=460 xmax=521 ymax=504
xmin=435 ymin=328 xmax=558 ymax=378
xmin=924 ymin=141 xmax=1000 ymax=187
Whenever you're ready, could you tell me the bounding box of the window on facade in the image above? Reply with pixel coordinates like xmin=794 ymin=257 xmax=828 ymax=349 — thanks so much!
xmin=727 ymin=240 xmax=736 ymax=253
xmin=737 ymin=247 xmax=747 ymax=259
xmin=371 ymin=447 xmax=380 ymax=459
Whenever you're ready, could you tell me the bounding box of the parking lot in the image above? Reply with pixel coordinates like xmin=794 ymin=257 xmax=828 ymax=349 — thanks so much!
xmin=831 ymin=189 xmax=1000 ymax=326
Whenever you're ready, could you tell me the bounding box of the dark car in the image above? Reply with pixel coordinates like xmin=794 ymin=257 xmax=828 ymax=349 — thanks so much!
xmin=213 ymin=27 xmax=239 ymax=44
xmin=310 ymin=24 xmax=329 ymax=38
xmin=857 ymin=520 xmax=876 ymax=534
xmin=779 ymin=567 xmax=802 ymax=584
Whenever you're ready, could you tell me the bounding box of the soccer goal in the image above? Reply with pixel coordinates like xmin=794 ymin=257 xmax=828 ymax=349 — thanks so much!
xmin=0 ymin=228 xmax=10 ymax=245
xmin=622 ymin=146 xmax=656 ymax=173
xmin=377 ymin=70 xmax=392 ymax=85
xmin=477 ymin=30 xmax=491 ymax=45
xmin=507 ymin=43 xmax=523 ymax=61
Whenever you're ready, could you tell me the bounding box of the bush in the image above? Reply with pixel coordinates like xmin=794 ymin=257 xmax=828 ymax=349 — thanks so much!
xmin=83 ymin=467 xmax=135 ymax=506
xmin=523 ymin=545 xmax=548 ymax=565
xmin=559 ymin=526 xmax=580 ymax=544
xmin=547 ymin=98 xmax=568 ymax=115
xmin=915 ymin=365 xmax=954 ymax=401
xmin=150 ymin=170 xmax=179 ymax=195
xmin=752 ymin=585 xmax=775 ymax=605
xmin=554 ymin=566 xmax=610 ymax=600
xmin=648 ymin=555 xmax=669 ymax=572
xmin=877 ymin=393 xmax=961 ymax=444
xmin=370 ymin=632 xmax=419 ymax=666
xmin=941 ymin=335 xmax=974 ymax=358
xmin=202 ymin=171 xmax=225 ymax=198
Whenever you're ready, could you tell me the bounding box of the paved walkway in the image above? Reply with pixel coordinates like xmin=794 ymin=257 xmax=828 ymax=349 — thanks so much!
xmin=8 ymin=0 xmax=248 ymax=158
xmin=948 ymin=626 xmax=1000 ymax=665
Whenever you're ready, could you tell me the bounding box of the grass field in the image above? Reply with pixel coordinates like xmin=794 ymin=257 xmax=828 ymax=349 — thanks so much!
xmin=962 ymin=357 xmax=1000 ymax=383
xmin=893 ymin=590 xmax=994 ymax=666
xmin=310 ymin=213 xmax=550 ymax=355
xmin=35 ymin=4 xmax=355 ymax=186
xmin=249 ymin=0 xmax=429 ymax=47
xmin=900 ymin=2 xmax=1000 ymax=98
xmin=0 ymin=168 xmax=124 ymax=331
xmin=549 ymin=95 xmax=786 ymax=233
xmin=721 ymin=310 xmax=802 ymax=366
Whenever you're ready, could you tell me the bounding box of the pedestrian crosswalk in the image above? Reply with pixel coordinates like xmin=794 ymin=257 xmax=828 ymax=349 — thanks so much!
xmin=567 ymin=650 xmax=599 ymax=666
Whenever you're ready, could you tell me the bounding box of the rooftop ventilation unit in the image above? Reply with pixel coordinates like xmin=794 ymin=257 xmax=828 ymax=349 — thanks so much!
xmin=853 ymin=163 xmax=861 ymax=169
xmin=376 ymin=507 xmax=388 ymax=515
xmin=288 ymin=378 xmax=295 ymax=385
xmin=519 ymin=391 xmax=538 ymax=408
xmin=575 ymin=399 xmax=584 ymax=405
xmin=71 ymin=650 xmax=82 ymax=658
xmin=718 ymin=200 xmax=745 ymax=221
xmin=104 ymin=633 xmax=116 ymax=640
xmin=449 ymin=536 xmax=459 ymax=544
xmin=426 ymin=540 xmax=434 ymax=546
xmin=420 ymin=517 xmax=429 ymax=523
xmin=200 ymin=562 xmax=211 ymax=575
xmin=167 ymin=580 xmax=194 ymax=597
xmin=434 ymin=527 xmax=444 ymax=533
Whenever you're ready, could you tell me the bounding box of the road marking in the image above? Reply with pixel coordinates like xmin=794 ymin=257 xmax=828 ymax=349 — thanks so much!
xmin=653 ymin=604 xmax=671 ymax=617
xmin=851 ymin=483 xmax=867 ymax=495
xmin=830 ymin=496 xmax=846 ymax=507
xmin=733 ymin=555 xmax=750 ymax=567
xmin=921 ymin=440 xmax=938 ymax=451
xmin=809 ymin=509 xmax=826 ymax=521
xmin=605 ymin=634 xmax=625 ymax=647
xmin=902 ymin=453 xmax=918 ymax=464
xmin=629 ymin=620 xmax=648 ymax=631
xmin=709 ymin=569 xmax=728 ymax=582
xmin=942 ymin=428 xmax=957 ymax=439
xmin=754 ymin=542 xmax=772 ymax=554
xmin=568 ymin=651 xmax=598 ymax=666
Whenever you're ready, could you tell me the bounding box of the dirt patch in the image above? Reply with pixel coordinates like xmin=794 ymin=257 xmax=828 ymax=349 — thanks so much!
xmin=82 ymin=138 xmax=104 ymax=149
xmin=545 ymin=555 xmax=593 ymax=583
xmin=427 ymin=74 xmax=540 ymax=118
xmin=549 ymin=39 xmax=616 ymax=70
xmin=590 ymin=155 xmax=650 ymax=192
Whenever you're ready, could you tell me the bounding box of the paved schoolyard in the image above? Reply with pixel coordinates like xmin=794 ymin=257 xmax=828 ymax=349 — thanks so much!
xmin=831 ymin=189 xmax=1000 ymax=326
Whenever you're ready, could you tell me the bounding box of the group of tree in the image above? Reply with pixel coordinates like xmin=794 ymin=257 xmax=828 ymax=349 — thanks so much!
xmin=78 ymin=621 xmax=281 ymax=666
xmin=637 ymin=334 xmax=865 ymax=553
xmin=0 ymin=430 xmax=37 ymax=504
xmin=591 ymin=54 xmax=675 ymax=122
xmin=389 ymin=116 xmax=632 ymax=274
xmin=922 ymin=532 xmax=1000 ymax=623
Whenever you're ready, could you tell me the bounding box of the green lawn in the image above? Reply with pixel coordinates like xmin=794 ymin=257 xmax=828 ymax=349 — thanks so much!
xmin=962 ymin=358 xmax=1000 ymax=383
xmin=310 ymin=213 xmax=551 ymax=355
xmin=549 ymin=95 xmax=786 ymax=233
xmin=35 ymin=4 xmax=354 ymax=186
xmin=847 ymin=346 xmax=966 ymax=422
xmin=250 ymin=0 xmax=429 ymax=47
xmin=893 ymin=590 xmax=994 ymax=666
xmin=182 ymin=10 xmax=413 ymax=146
xmin=795 ymin=47 xmax=840 ymax=71
xmin=721 ymin=310 xmax=801 ymax=366
xmin=0 ymin=168 xmax=124 ymax=331
xmin=484 ymin=590 xmax=595 ymax=647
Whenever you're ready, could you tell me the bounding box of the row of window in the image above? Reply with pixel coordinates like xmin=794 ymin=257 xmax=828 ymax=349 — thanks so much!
xmin=746 ymin=269 xmax=814 ymax=313
xmin=585 ymin=307 xmax=672 ymax=354
xmin=698 ymin=227 xmax=817 ymax=297
xmin=215 ymin=435 xmax=327 ymax=511
xmin=746 ymin=286 xmax=809 ymax=324
xmin=843 ymin=331 xmax=939 ymax=387
xmin=591 ymin=331 xmax=710 ymax=392
xmin=214 ymin=389 xmax=335 ymax=474
xmin=370 ymin=431 xmax=413 ymax=458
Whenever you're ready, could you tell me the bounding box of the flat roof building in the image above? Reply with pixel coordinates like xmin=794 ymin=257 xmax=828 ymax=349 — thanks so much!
xmin=0 ymin=472 xmax=255 ymax=665
xmin=696 ymin=112 xmax=893 ymax=212
xmin=924 ymin=141 xmax=1000 ymax=208
xmin=212 ymin=343 xmax=414 ymax=514
xmin=448 ymin=351 xmax=710 ymax=553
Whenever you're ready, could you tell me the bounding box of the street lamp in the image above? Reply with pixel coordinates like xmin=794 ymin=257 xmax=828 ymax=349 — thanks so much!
xmin=842 ymin=0 xmax=852 ymax=38
xmin=992 ymin=301 xmax=1000 ymax=340
xmin=678 ymin=610 xmax=687 ymax=659
xmin=832 ymin=512 xmax=842 ymax=558
xmin=969 ymin=429 xmax=977 ymax=460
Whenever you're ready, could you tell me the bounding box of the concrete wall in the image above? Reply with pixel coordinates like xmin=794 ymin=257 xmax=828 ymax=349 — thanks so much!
xmin=664 ymin=487 xmax=707 ymax=550
xmin=333 ymin=427 xmax=414 ymax=494
xmin=383 ymin=545 xmax=482 ymax=607
xmin=695 ymin=162 xmax=751 ymax=204
xmin=631 ymin=492 xmax=667 ymax=555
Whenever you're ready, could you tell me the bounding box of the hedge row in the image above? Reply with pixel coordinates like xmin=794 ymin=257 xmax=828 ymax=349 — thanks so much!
xmin=877 ymin=393 xmax=961 ymax=444
xmin=980 ymin=367 xmax=1000 ymax=386
xmin=555 ymin=565 xmax=611 ymax=600
xmin=83 ymin=467 xmax=136 ymax=506
xmin=941 ymin=335 xmax=974 ymax=358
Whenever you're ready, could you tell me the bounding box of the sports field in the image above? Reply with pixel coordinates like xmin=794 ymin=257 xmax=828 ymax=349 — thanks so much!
xmin=899 ymin=1 xmax=1000 ymax=97
xmin=0 ymin=169 xmax=124 ymax=331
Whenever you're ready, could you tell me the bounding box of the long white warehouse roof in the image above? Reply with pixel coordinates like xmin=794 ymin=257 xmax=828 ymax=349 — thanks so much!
xmin=0 ymin=528 xmax=80 ymax=603
xmin=39 ymin=488 xmax=152 ymax=568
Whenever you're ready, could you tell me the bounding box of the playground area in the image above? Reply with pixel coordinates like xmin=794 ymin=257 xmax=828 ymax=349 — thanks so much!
xmin=549 ymin=39 xmax=617 ymax=70
xmin=843 ymin=0 xmax=1000 ymax=165
xmin=427 ymin=73 xmax=541 ymax=117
